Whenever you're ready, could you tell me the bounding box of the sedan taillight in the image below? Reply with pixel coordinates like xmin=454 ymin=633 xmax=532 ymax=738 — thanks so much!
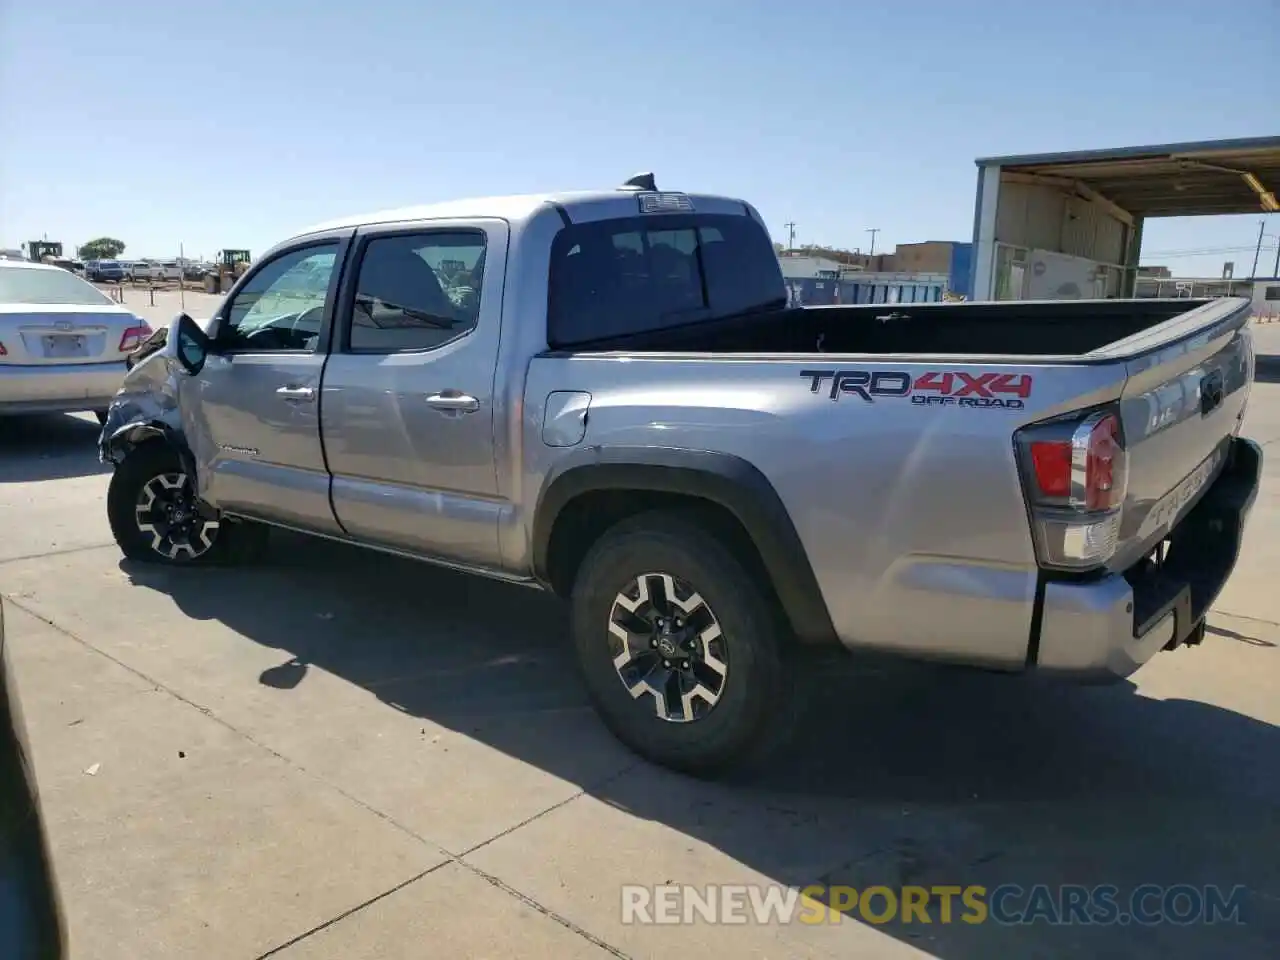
xmin=118 ymin=323 xmax=153 ymax=353
xmin=0 ymin=341 xmax=6 ymax=356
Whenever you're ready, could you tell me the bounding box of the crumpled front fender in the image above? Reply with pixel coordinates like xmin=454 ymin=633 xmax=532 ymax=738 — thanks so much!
xmin=99 ymin=414 xmax=199 ymax=484
xmin=96 ymin=322 xmax=201 ymax=491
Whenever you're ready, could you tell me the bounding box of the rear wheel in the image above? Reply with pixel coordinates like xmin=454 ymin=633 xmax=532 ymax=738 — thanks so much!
xmin=570 ymin=510 xmax=793 ymax=777
xmin=107 ymin=443 xmax=236 ymax=564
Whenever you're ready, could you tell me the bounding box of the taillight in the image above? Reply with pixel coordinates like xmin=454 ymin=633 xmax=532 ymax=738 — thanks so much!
xmin=1084 ymin=414 xmax=1122 ymax=510
xmin=0 ymin=341 xmax=6 ymax=356
xmin=1029 ymin=440 xmax=1072 ymax=498
xmin=118 ymin=322 xmax=152 ymax=353
xmin=1016 ymin=410 xmax=1128 ymax=570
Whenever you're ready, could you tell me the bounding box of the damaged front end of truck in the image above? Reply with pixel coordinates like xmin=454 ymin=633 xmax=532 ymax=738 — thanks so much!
xmin=96 ymin=314 xmax=267 ymax=564
xmin=97 ymin=315 xmax=216 ymax=504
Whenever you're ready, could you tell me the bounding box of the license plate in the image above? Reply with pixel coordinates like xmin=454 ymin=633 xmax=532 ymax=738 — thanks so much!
xmin=1146 ymin=450 xmax=1222 ymax=534
xmin=43 ymin=334 xmax=87 ymax=359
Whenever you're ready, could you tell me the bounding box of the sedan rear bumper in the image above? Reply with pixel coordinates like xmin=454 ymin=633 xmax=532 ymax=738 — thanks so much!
xmin=0 ymin=361 xmax=127 ymax=414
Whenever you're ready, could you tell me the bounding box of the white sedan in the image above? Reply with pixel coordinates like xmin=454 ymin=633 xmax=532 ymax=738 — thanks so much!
xmin=0 ymin=259 xmax=152 ymax=423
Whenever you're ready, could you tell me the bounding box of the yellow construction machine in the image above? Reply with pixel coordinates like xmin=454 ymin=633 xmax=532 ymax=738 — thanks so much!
xmin=203 ymin=249 xmax=251 ymax=294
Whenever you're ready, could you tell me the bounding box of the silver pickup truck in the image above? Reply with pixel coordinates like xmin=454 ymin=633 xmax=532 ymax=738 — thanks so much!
xmin=98 ymin=176 xmax=1262 ymax=776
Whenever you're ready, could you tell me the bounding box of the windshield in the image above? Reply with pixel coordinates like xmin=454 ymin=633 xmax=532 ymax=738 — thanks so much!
xmin=0 ymin=266 xmax=116 ymax=306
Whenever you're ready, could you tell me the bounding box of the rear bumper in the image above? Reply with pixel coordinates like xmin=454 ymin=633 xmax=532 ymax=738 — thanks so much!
xmin=1035 ymin=436 xmax=1262 ymax=681
xmin=0 ymin=362 xmax=127 ymax=415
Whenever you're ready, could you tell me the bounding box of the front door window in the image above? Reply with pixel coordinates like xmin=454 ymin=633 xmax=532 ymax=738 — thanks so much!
xmin=219 ymin=245 xmax=338 ymax=352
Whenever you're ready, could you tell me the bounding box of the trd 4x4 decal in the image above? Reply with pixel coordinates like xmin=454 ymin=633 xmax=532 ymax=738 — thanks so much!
xmin=800 ymin=369 xmax=1031 ymax=410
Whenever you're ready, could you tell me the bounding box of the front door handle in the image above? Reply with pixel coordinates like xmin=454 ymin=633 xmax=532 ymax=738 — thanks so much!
xmin=425 ymin=392 xmax=480 ymax=415
xmin=276 ymin=385 xmax=316 ymax=402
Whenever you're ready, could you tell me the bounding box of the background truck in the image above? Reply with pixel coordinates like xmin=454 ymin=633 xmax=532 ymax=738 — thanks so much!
xmin=127 ymin=260 xmax=182 ymax=282
xmin=85 ymin=259 xmax=128 ymax=282
xmin=98 ymin=176 xmax=1261 ymax=776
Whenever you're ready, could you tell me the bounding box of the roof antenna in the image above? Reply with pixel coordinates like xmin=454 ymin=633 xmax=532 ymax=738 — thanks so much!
xmin=622 ymin=172 xmax=657 ymax=191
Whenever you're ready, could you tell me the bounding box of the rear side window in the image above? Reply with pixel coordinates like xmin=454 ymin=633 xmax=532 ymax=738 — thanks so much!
xmin=346 ymin=231 xmax=486 ymax=353
xmin=547 ymin=213 xmax=783 ymax=347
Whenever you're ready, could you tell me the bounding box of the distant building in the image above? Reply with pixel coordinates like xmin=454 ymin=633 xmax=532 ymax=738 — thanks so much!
xmin=776 ymin=254 xmax=848 ymax=280
xmin=778 ymin=240 xmax=972 ymax=303
xmin=782 ymin=271 xmax=951 ymax=307
xmin=880 ymin=241 xmax=951 ymax=272
xmin=1137 ymin=265 xmax=1172 ymax=279
xmin=875 ymin=241 xmax=972 ymax=298
xmin=844 ymin=271 xmax=950 ymax=305
xmin=1134 ymin=274 xmax=1280 ymax=320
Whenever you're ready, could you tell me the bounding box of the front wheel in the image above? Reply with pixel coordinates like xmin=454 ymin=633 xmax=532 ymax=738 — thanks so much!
xmin=107 ymin=443 xmax=227 ymax=564
xmin=570 ymin=510 xmax=794 ymax=777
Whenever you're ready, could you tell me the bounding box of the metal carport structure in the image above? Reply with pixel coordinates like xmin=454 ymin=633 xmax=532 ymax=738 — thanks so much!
xmin=969 ymin=135 xmax=1280 ymax=301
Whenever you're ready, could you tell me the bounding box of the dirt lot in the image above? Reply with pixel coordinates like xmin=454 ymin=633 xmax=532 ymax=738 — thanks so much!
xmin=1 ymin=327 xmax=1278 ymax=959
xmin=95 ymin=285 xmax=224 ymax=327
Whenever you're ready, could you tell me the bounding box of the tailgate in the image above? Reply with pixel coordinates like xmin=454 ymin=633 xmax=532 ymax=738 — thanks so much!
xmin=1108 ymin=297 xmax=1253 ymax=571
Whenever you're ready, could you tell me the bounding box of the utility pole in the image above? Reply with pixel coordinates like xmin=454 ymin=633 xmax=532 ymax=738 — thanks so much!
xmin=1251 ymin=220 xmax=1265 ymax=278
xmin=1272 ymin=222 xmax=1280 ymax=278
xmin=866 ymin=228 xmax=880 ymax=258
xmin=783 ymin=221 xmax=797 ymax=251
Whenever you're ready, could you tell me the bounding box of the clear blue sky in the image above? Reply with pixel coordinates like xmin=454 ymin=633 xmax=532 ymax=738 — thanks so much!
xmin=2 ymin=0 xmax=1277 ymax=276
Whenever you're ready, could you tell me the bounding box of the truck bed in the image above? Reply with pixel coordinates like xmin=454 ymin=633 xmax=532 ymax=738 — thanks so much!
xmin=532 ymin=293 xmax=1255 ymax=671
xmin=601 ymin=298 xmax=1220 ymax=358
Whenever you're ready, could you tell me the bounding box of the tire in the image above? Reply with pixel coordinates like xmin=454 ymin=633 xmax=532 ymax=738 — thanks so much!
xmin=107 ymin=442 xmax=231 ymax=565
xmin=570 ymin=509 xmax=794 ymax=777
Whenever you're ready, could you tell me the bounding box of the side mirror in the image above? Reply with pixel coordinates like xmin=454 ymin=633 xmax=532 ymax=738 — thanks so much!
xmin=173 ymin=313 xmax=209 ymax=376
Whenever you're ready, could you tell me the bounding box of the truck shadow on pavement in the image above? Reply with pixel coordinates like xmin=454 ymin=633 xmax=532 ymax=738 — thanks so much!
xmin=0 ymin=414 xmax=108 ymax=482
xmin=121 ymin=532 xmax=1280 ymax=960
xmin=1206 ymin=622 xmax=1279 ymax=647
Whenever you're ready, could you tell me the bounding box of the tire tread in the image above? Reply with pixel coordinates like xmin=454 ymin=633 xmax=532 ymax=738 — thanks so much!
xmin=107 ymin=442 xmax=230 ymax=565
xmin=570 ymin=508 xmax=796 ymax=778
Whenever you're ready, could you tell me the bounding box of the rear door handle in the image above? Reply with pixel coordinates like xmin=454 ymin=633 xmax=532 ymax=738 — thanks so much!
xmin=276 ymin=385 xmax=316 ymax=402
xmin=425 ymin=392 xmax=480 ymax=415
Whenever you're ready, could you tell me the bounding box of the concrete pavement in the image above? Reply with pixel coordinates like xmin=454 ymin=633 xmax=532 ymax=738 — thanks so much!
xmin=97 ymin=286 xmax=223 ymax=330
xmin=1 ymin=326 xmax=1278 ymax=958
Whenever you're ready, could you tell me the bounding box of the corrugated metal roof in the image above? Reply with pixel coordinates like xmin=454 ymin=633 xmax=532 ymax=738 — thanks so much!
xmin=1137 ymin=276 xmax=1279 ymax=283
xmin=976 ymin=136 xmax=1280 ymax=168
xmin=976 ymin=136 xmax=1280 ymax=217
